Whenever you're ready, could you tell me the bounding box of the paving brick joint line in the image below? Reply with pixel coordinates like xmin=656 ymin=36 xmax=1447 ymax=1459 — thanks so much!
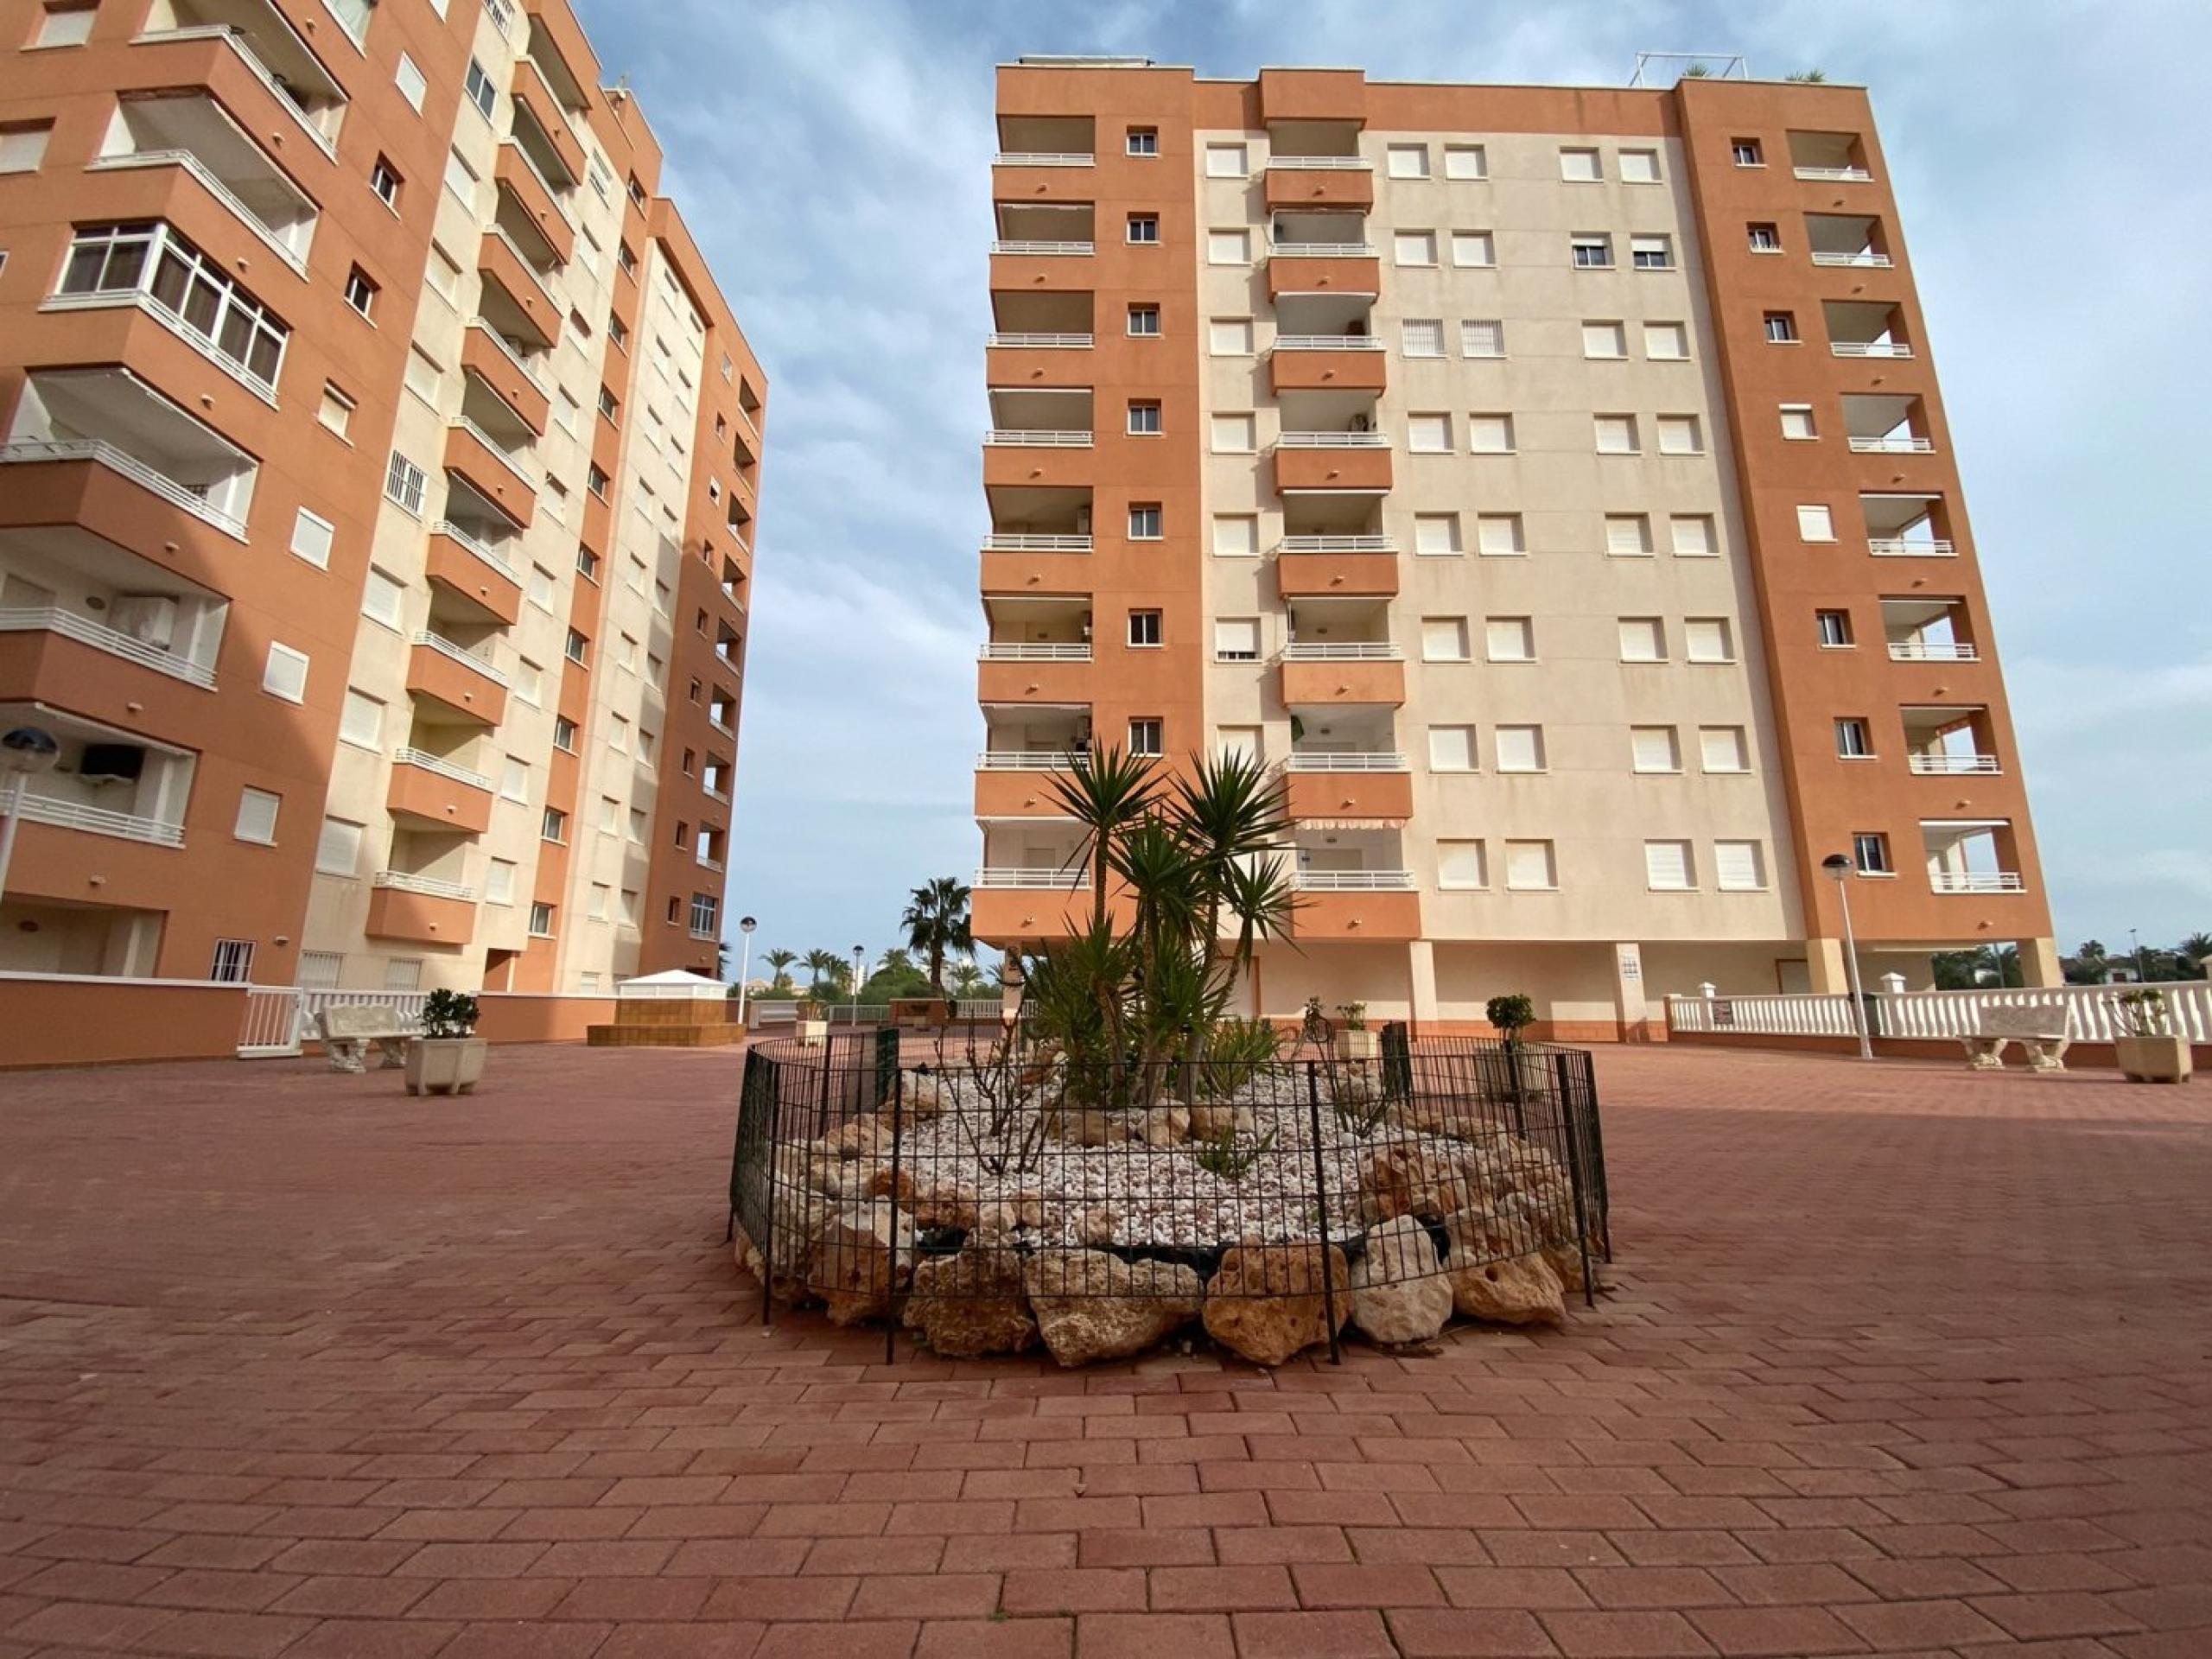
xmin=1 ymin=1044 xmax=2207 ymax=1657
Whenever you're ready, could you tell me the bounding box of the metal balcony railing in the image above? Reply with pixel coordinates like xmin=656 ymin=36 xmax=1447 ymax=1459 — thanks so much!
xmin=983 ymin=532 xmax=1091 ymax=551
xmin=1294 ymin=870 xmax=1414 ymax=891
xmin=1810 ymin=250 xmax=1892 ymax=267
xmin=1273 ymin=334 xmax=1384 ymax=351
xmin=1887 ymin=640 xmax=1978 ymax=662
xmin=411 ymin=631 xmax=510 ymax=686
xmin=372 ymin=870 xmax=476 ymax=901
xmin=432 ymin=521 xmax=520 ymax=581
xmin=1869 ymin=537 xmax=1955 ymax=557
xmin=1284 ymin=752 xmax=1407 ymax=772
xmin=13 ymin=794 xmax=186 ymax=848
xmin=1278 ymin=431 xmax=1388 ymax=448
xmin=983 ymin=429 xmax=1092 ymax=448
xmin=468 ymin=318 xmax=548 ymax=394
xmin=449 ymin=418 xmax=536 ymax=485
xmin=988 ymin=332 xmax=1093 ymax=348
xmin=990 ymin=239 xmax=1094 ymax=255
xmin=1794 ymin=165 xmax=1872 ymax=181
xmin=975 ymin=866 xmax=1086 ymax=889
xmin=1278 ymin=534 xmax=1395 ymax=553
xmin=1908 ymin=753 xmax=2001 ymax=775
xmin=1267 ymin=155 xmax=1371 ymax=170
xmin=1269 ymin=241 xmax=1376 ymax=257
xmin=1929 ymin=871 xmax=2024 ymax=893
xmin=1283 ymin=642 xmax=1399 ymax=660
xmin=393 ymin=747 xmax=493 ymax=790
xmin=1831 ymin=340 xmax=1914 ymax=359
xmin=980 ymin=643 xmax=1090 ymax=660
xmin=0 ymin=606 xmax=218 ymax=687
xmin=993 ymin=151 xmax=1094 ymax=167
xmin=0 ymin=439 xmax=246 ymax=537
xmin=976 ymin=751 xmax=1077 ymax=771
xmin=1848 ymin=435 xmax=1935 ymax=454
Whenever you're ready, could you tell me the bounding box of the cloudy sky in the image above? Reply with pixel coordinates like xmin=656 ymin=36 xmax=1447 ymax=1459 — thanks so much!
xmin=574 ymin=0 xmax=2212 ymax=967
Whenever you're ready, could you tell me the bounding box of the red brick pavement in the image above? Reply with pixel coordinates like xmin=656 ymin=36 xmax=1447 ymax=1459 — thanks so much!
xmin=1 ymin=1043 xmax=2208 ymax=1657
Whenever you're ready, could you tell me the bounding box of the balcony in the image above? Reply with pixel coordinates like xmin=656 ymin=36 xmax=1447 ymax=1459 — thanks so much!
xmin=994 ymin=117 xmax=1095 ymax=187
xmin=1267 ymin=212 xmax=1380 ymax=298
xmin=1863 ymin=493 xmax=1955 ymax=558
xmin=407 ymin=632 xmax=508 ymax=728
xmin=443 ymin=419 xmax=536 ymax=530
xmin=1884 ymin=597 xmax=1978 ymax=663
xmin=136 ymin=0 xmax=349 ymax=162
xmin=1806 ymin=212 xmax=1892 ymax=268
xmin=45 ymin=221 xmax=289 ymax=402
xmin=0 ymin=715 xmax=194 ymax=862
xmin=1789 ymin=130 xmax=1872 ymax=181
xmin=477 ymin=229 xmax=560 ymax=350
xmin=1922 ymin=821 xmax=2024 ymax=898
xmin=1275 ymin=547 xmax=1398 ymax=600
xmin=495 ymin=140 xmax=575 ymax=265
xmin=1 ymin=368 xmax=257 ymax=543
xmin=1289 ymin=886 xmax=1422 ymax=941
xmin=425 ymin=523 xmax=524 ymax=627
xmin=1825 ymin=300 xmax=1913 ymax=359
xmin=1264 ymin=154 xmax=1375 ymax=211
xmin=461 ymin=321 xmax=550 ymax=436
xmin=388 ymin=749 xmax=495 ymax=835
xmin=983 ymin=532 xmax=1091 ymax=551
xmin=0 ymin=605 xmax=219 ymax=691
xmin=1284 ymin=746 xmax=1413 ymax=821
xmin=509 ymin=53 xmax=586 ymax=185
xmin=1274 ymin=430 xmax=1392 ymax=494
xmin=366 ymin=872 xmax=476 ymax=945
xmin=10 ymin=793 xmax=187 ymax=849
xmin=976 ymin=866 xmax=1087 ymax=889
xmin=1270 ymin=294 xmax=1386 ymax=392
xmin=1903 ymin=706 xmax=1999 ymax=776
xmin=92 ymin=93 xmax=319 ymax=276
xmin=1843 ymin=392 xmax=1933 ymax=455
xmin=990 ymin=200 xmax=1095 ymax=260
xmin=1280 ymin=656 xmax=1404 ymax=707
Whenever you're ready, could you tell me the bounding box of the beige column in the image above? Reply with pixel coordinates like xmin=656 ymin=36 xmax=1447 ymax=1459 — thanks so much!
xmin=1408 ymin=938 xmax=1438 ymax=1029
xmin=1611 ymin=942 xmax=1649 ymax=1041
xmin=1805 ymin=937 xmax=1851 ymax=994
xmin=2017 ymin=936 xmax=2063 ymax=988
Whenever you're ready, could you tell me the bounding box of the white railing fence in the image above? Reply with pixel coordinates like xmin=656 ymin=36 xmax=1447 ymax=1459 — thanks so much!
xmin=1669 ymin=980 xmax=2212 ymax=1045
xmin=237 ymin=988 xmax=429 ymax=1058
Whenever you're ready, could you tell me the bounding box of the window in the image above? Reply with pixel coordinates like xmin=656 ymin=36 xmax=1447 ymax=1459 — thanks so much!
xmin=1685 ymin=618 xmax=1734 ymax=662
xmin=1605 ymin=514 xmax=1654 ymax=557
xmin=1559 ymin=147 xmax=1601 ymax=182
xmin=1414 ymin=514 xmax=1462 ymax=556
xmin=598 ymin=385 xmax=620 ymax=422
xmin=1438 ymin=841 xmax=1487 ymax=889
xmin=1505 ymin=841 xmax=1557 ymax=890
xmin=1444 ymin=144 xmax=1487 ymax=180
xmin=210 ymin=939 xmax=255 ymax=983
xmin=1408 ymin=413 xmax=1452 ymax=454
xmin=1209 ymin=316 xmax=1253 ymax=355
xmin=1835 ymin=718 xmax=1874 ymax=758
xmin=0 ymin=120 xmax=54 ymax=173
xmin=1468 ymin=413 xmax=1514 ymax=454
xmin=1780 ymin=404 xmax=1817 ymax=440
xmin=513 ymin=658 xmax=541 ymax=705
xmin=1732 ymin=138 xmax=1764 ymax=168
xmin=1127 ymin=609 xmax=1161 ymax=647
xmin=1128 ymin=718 xmax=1162 ymax=758
xmin=359 ymin=567 xmax=404 ymax=629
xmin=524 ymin=567 xmax=555 ymax=612
xmin=1764 ymin=311 xmax=1799 ymax=343
xmin=338 ymin=690 xmax=382 ymax=750
xmin=1126 ymin=127 xmax=1158 ymax=156
xmin=1700 ymin=728 xmax=1749 ymax=774
xmin=1485 ymin=617 xmax=1534 ymax=662
xmin=1127 ymin=504 xmax=1162 ymax=540
xmin=462 ymin=55 xmax=495 ymax=118
xmin=497 ymin=756 xmax=530 ymax=803
xmin=1495 ymin=726 xmax=1545 ymax=772
xmin=1127 ymin=303 xmax=1160 ymax=336
xmin=343 ymin=267 xmax=378 ymax=319
xmin=1211 ymin=515 xmax=1258 ymax=557
xmin=318 ymin=385 xmax=354 ymax=436
xmin=315 ymin=817 xmax=362 ymax=876
xmin=1671 ymin=515 xmax=1718 ymax=557
xmin=1476 ymin=514 xmax=1524 ymax=556
xmin=1213 ymin=618 xmax=1260 ymax=662
xmin=1127 ymin=213 xmax=1159 ymax=245
xmin=1853 ymin=832 xmax=1891 ymax=874
xmin=33 ymin=5 xmax=96 ymax=46
xmin=552 ymin=716 xmax=577 ymax=752
xmin=1644 ymin=321 xmax=1688 ymax=359
xmin=394 ymin=54 xmax=427 ymax=112
xmin=618 ymin=240 xmax=638 ymax=276
xmin=1205 ymin=143 xmax=1247 ymax=177
xmin=1594 ymin=414 xmax=1638 ymax=454
xmin=1656 ymin=415 xmax=1702 ymax=455
xmin=628 ymin=808 xmax=646 ymax=841
xmin=541 ymin=806 xmax=568 ymax=842
xmin=60 ymin=223 xmax=292 ymax=390
xmin=1816 ymin=609 xmax=1854 ymax=648
xmin=587 ymin=463 xmax=609 ymax=497
xmin=1427 ymin=725 xmax=1476 ymax=772
xmin=1748 ymin=222 xmax=1781 ymax=253
xmin=402 ymin=347 xmax=439 ymax=407
xmin=1645 ymin=841 xmax=1694 ymax=890
xmin=1620 ymin=149 xmax=1661 ymax=184
xmin=1393 ymin=230 xmax=1437 ymax=266
xmin=1714 ymin=841 xmax=1767 ymax=892
xmin=564 ymin=628 xmax=588 ymax=664
xmin=1421 ymin=616 xmax=1470 ymax=662
xmin=620 ymin=889 xmax=640 ymax=926
xmin=529 ymin=902 xmax=555 ymax=938
xmin=298 ymin=951 xmax=342 ymax=990
xmin=233 ymin=787 xmax=280 ymax=845
xmin=607 ymin=314 xmax=628 ymax=349
xmin=1582 ymin=321 xmax=1626 ymax=359
xmin=1449 ymin=230 xmax=1495 ymax=267
xmin=1127 ymin=399 xmax=1161 ymax=435
xmin=1210 ymin=413 xmax=1255 ymax=453
xmin=370 ymin=156 xmax=402 ymax=207
xmin=1460 ymin=318 xmax=1504 ymax=358
xmin=1401 ymin=318 xmax=1445 ymax=357
xmin=442 ymin=145 xmax=476 ymax=202
xmin=1630 ymin=234 xmax=1674 ymax=270
xmin=289 ymin=508 xmax=334 ymax=569
xmin=1386 ymin=143 xmax=1429 ymax=179
xmin=262 ymin=642 xmax=308 ymax=702
xmin=1796 ymin=504 xmax=1836 ymax=541
xmin=575 ymin=546 xmax=600 ymax=581
xmin=1619 ymin=618 xmax=1666 ymax=662
xmin=1207 ymin=228 xmax=1249 ymax=264
xmin=1570 ymin=234 xmax=1612 ymax=269
xmin=588 ymin=882 xmax=611 ymax=922
xmin=689 ymin=893 xmax=720 ymax=938
xmin=1631 ymin=727 xmax=1681 ymax=773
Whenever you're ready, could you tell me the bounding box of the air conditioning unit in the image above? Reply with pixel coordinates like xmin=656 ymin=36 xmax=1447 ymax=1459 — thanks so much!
xmin=109 ymin=594 xmax=179 ymax=651
xmin=79 ymin=744 xmax=146 ymax=785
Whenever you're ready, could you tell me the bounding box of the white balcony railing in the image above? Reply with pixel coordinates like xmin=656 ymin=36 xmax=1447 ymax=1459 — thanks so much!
xmin=993 ymin=151 xmax=1094 ymax=167
xmin=0 ymin=439 xmax=247 ymax=538
xmin=393 ymin=747 xmax=493 ymax=791
xmin=1848 ymin=435 xmax=1935 ymax=454
xmin=990 ymin=239 xmax=1094 ymax=256
xmin=449 ymin=418 xmax=536 ymax=485
xmin=13 ymin=794 xmax=186 ymax=848
xmin=431 ymin=521 xmax=519 ymax=581
xmin=1929 ymin=870 xmax=2024 ymax=893
xmin=499 ymin=139 xmax=575 ymax=232
xmin=975 ymin=866 xmax=1086 ymax=889
xmin=1278 ymin=534 xmax=1395 ymax=553
xmin=983 ymin=532 xmax=1091 ymax=551
xmin=977 ymin=751 xmax=1077 ymax=771
xmin=1285 ymin=752 xmax=1407 ymax=772
xmin=482 ymin=0 xmax=515 ymax=33
xmin=1794 ymin=165 xmax=1873 ymax=181
xmin=411 ymin=631 xmax=510 ymax=687
xmin=983 ymin=429 xmax=1092 ymax=448
xmin=484 ymin=225 xmax=556 ymax=304
xmin=1278 ymin=430 xmax=1388 ymax=448
xmin=1908 ymin=753 xmax=2001 ymax=775
xmin=1267 ymin=155 xmax=1372 ymax=171
xmin=468 ymin=318 xmax=548 ymax=394
xmin=1270 ymin=241 xmax=1376 ymax=257
xmin=1294 ymin=869 xmax=1415 ymax=891
xmin=1887 ymin=641 xmax=1979 ymax=662
xmin=1274 ymin=334 xmax=1385 ymax=352
xmin=86 ymin=150 xmax=308 ymax=276
xmin=1282 ymin=642 xmax=1400 ymax=660
xmin=980 ymin=643 xmax=1090 ymax=661
xmin=988 ymin=332 xmax=1093 ymax=348
xmin=1810 ymin=251 xmax=1893 ymax=268
xmin=0 ymin=606 xmax=217 ymax=688
xmin=372 ymin=870 xmax=475 ymax=901
xmin=1869 ymin=537 xmax=1955 ymax=557
xmin=132 ymin=27 xmax=337 ymax=161
xmin=1831 ymin=340 xmax=1914 ymax=359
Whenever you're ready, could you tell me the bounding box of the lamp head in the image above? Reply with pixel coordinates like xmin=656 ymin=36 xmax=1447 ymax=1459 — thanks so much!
xmin=739 ymin=916 xmax=757 ymax=934
xmin=2 ymin=726 xmax=60 ymax=777
xmin=1821 ymin=854 xmax=1853 ymax=882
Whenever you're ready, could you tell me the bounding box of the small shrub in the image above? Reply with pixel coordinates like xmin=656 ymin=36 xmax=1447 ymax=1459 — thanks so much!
xmin=420 ymin=988 xmax=479 ymax=1039
xmin=2113 ymin=988 xmax=2171 ymax=1038
xmin=1198 ymin=1016 xmax=1281 ymax=1098
xmin=1338 ymin=1001 xmax=1368 ymax=1033
xmin=1486 ymin=993 xmax=1535 ymax=1047
xmin=1194 ymin=1123 xmax=1277 ymax=1181
xmin=1328 ymin=1064 xmax=1392 ymax=1137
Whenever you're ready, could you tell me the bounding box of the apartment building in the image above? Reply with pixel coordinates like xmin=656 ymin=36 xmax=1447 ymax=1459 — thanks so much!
xmin=0 ymin=0 xmax=764 ymax=997
xmin=973 ymin=60 xmax=2053 ymax=1039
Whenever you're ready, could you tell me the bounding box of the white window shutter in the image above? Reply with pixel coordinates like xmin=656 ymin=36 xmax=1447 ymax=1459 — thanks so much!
xmin=1714 ymin=841 xmax=1765 ymax=890
xmin=1631 ymin=728 xmax=1678 ymax=771
xmin=1438 ymin=842 xmax=1486 ymax=888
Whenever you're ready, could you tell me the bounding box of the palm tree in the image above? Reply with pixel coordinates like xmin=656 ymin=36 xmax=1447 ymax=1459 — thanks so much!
xmin=763 ymin=948 xmax=798 ymax=993
xmin=948 ymin=958 xmax=988 ymax=1000
xmin=899 ymin=876 xmax=973 ymax=994
xmin=1786 ymin=67 xmax=1828 ymax=83
xmin=2176 ymin=932 xmax=2212 ymax=979
xmin=1047 ymin=743 xmax=1160 ymax=927
xmin=801 ymin=948 xmax=842 ymax=997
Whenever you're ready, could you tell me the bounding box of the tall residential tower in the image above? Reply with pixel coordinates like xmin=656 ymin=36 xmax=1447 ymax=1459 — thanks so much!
xmin=0 ymin=0 xmax=764 ymax=995
xmin=974 ymin=60 xmax=2051 ymax=1038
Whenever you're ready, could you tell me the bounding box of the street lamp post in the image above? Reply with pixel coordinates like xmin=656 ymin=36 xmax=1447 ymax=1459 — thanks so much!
xmin=1822 ymin=853 xmax=1874 ymax=1061
xmin=850 ymin=945 xmax=866 ymax=1023
xmin=2130 ymin=927 xmax=2147 ymax=984
xmin=0 ymin=727 xmax=63 ymax=907
xmin=734 ymin=916 xmax=757 ymax=1025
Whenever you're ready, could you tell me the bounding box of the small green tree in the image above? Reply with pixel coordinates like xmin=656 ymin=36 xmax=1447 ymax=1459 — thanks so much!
xmin=1487 ymin=993 xmax=1535 ymax=1049
xmin=420 ymin=988 xmax=480 ymax=1039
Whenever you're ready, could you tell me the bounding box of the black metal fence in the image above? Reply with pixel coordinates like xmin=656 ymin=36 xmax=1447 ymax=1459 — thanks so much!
xmin=727 ymin=1022 xmax=1609 ymax=1365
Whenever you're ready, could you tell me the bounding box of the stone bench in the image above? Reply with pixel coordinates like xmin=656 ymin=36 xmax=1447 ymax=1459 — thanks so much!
xmin=318 ymin=1004 xmax=412 ymax=1074
xmin=1961 ymin=1004 xmax=2070 ymax=1073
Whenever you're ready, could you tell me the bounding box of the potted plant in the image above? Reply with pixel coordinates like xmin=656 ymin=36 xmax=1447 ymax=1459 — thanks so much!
xmin=1483 ymin=992 xmax=1545 ymax=1099
xmin=405 ymin=989 xmax=486 ymax=1096
xmin=795 ymin=996 xmax=828 ymax=1045
xmin=1334 ymin=1001 xmax=1376 ymax=1061
xmin=2113 ymin=988 xmax=2191 ymax=1084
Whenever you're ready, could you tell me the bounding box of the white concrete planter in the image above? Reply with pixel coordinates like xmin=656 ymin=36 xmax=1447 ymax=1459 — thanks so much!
xmin=2116 ymin=1034 xmax=2192 ymax=1084
xmin=405 ymin=1037 xmax=487 ymax=1096
xmin=797 ymin=1018 xmax=829 ymax=1044
xmin=1335 ymin=1029 xmax=1378 ymax=1061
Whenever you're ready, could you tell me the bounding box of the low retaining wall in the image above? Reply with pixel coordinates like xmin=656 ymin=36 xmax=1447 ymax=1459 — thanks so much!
xmin=1669 ymin=1028 xmax=2209 ymax=1071
xmin=0 ymin=975 xmax=246 ymax=1070
xmin=476 ymin=994 xmax=621 ymax=1046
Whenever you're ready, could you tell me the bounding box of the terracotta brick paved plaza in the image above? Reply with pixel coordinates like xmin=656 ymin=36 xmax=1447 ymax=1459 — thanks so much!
xmin=2 ymin=1044 xmax=2208 ymax=1658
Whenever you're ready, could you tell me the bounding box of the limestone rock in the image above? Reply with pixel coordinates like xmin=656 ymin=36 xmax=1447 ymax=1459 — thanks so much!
xmin=1445 ymin=1218 xmax=1567 ymax=1326
xmin=1347 ymin=1216 xmax=1452 ymax=1345
xmin=1357 ymin=1144 xmax=1441 ymax=1224
xmin=1078 ymin=1205 xmax=1121 ymax=1247
xmin=810 ymin=1201 xmax=914 ymax=1326
xmin=1188 ymin=1102 xmax=1256 ymax=1141
xmin=1202 ymin=1241 xmax=1350 ymax=1368
xmin=862 ymin=1164 xmax=914 ymax=1207
xmin=1140 ymin=1103 xmax=1192 ymax=1147
xmin=900 ymin=1077 xmax=950 ymax=1121
xmin=903 ymin=1236 xmax=1038 ymax=1357
xmin=910 ymin=1179 xmax=978 ymax=1231
xmin=1543 ymin=1244 xmax=1588 ymax=1294
xmin=1045 ymin=1106 xmax=1124 ymax=1147
xmin=1024 ymin=1249 xmax=1203 ymax=1367
xmin=976 ymin=1188 xmax=1045 ymax=1235
xmin=829 ymin=1116 xmax=890 ymax=1160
